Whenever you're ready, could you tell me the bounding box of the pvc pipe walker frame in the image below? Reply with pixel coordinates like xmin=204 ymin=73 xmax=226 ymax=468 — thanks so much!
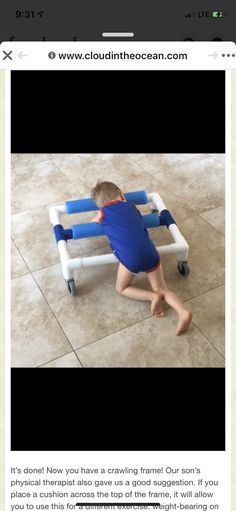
xmin=49 ymin=191 xmax=189 ymax=284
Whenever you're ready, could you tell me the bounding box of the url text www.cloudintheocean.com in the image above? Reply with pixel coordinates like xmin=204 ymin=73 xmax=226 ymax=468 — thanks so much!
xmin=55 ymin=51 xmax=188 ymax=60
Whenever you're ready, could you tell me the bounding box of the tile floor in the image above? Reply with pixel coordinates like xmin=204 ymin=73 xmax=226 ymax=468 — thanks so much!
xmin=11 ymin=153 xmax=225 ymax=367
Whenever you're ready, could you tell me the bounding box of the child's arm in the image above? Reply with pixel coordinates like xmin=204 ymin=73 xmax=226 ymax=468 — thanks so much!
xmin=90 ymin=211 xmax=102 ymax=223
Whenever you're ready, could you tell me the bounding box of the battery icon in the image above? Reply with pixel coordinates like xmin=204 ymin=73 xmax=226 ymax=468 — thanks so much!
xmin=212 ymin=11 xmax=225 ymax=17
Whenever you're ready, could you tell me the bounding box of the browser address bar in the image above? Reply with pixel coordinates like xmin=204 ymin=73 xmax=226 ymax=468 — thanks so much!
xmin=1 ymin=41 xmax=236 ymax=70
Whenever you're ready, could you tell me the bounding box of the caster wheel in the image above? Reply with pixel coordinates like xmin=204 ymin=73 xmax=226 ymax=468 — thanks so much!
xmin=67 ymin=279 xmax=77 ymax=296
xmin=178 ymin=262 xmax=190 ymax=276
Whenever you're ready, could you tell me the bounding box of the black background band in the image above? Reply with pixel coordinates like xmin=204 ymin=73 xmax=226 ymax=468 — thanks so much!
xmin=11 ymin=70 xmax=225 ymax=154
xmin=11 ymin=368 xmax=225 ymax=451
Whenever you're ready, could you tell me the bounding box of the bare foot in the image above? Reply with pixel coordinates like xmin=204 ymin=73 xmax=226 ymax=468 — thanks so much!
xmin=176 ymin=309 xmax=192 ymax=335
xmin=151 ymin=293 xmax=165 ymax=318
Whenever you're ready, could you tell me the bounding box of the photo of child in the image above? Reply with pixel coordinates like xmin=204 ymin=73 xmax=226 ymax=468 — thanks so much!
xmin=11 ymin=153 xmax=225 ymax=368
xmin=90 ymin=181 xmax=192 ymax=335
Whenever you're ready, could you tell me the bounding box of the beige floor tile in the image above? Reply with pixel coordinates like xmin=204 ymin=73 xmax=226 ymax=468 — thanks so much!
xmin=208 ymin=154 xmax=225 ymax=165
xmin=188 ymin=286 xmax=225 ymax=356
xmin=12 ymin=160 xmax=76 ymax=213
xmin=134 ymin=153 xmax=208 ymax=173
xmin=199 ymin=207 xmax=225 ymax=236
xmin=11 ymin=240 xmax=29 ymax=278
xmin=12 ymin=206 xmax=109 ymax=271
xmin=50 ymin=154 xmax=144 ymax=196
xmin=40 ymin=352 xmax=82 ymax=367
xmin=33 ymin=262 xmax=151 ymax=350
xmin=48 ymin=153 xmax=102 ymax=162
xmin=134 ymin=154 xmax=224 ymax=214
xmin=76 ymin=310 xmax=224 ymax=367
xmin=11 ymin=154 xmax=49 ymax=168
xmin=119 ymin=172 xmax=195 ymax=222
xmin=12 ymin=208 xmax=59 ymax=271
xmin=66 ymin=234 xmax=110 ymax=260
xmin=145 ymin=215 xmax=225 ymax=302
xmin=12 ymin=274 xmax=72 ymax=367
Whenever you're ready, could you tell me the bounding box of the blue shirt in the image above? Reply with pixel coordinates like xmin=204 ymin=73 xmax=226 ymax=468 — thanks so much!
xmin=99 ymin=200 xmax=160 ymax=273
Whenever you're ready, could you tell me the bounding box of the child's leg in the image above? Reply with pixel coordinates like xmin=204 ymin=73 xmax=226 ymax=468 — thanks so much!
xmin=147 ymin=264 xmax=192 ymax=334
xmin=116 ymin=263 xmax=164 ymax=317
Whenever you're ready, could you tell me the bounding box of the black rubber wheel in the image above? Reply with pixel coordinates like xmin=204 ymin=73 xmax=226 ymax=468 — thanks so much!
xmin=67 ymin=279 xmax=77 ymax=296
xmin=178 ymin=262 xmax=190 ymax=276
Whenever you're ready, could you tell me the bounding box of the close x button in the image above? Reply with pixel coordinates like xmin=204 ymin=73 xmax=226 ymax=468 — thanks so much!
xmin=2 ymin=50 xmax=13 ymax=60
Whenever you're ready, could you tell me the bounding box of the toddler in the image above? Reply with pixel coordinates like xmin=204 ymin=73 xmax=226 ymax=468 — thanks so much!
xmin=91 ymin=181 xmax=192 ymax=335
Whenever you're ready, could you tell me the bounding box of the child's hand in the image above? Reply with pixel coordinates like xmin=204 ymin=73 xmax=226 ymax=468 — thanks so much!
xmin=90 ymin=211 xmax=101 ymax=223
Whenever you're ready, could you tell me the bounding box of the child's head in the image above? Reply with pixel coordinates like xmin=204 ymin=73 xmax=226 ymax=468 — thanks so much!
xmin=91 ymin=181 xmax=123 ymax=207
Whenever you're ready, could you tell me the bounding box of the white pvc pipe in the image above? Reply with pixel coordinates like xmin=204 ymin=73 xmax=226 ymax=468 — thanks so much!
xmin=58 ymin=240 xmax=70 ymax=261
xmin=147 ymin=192 xmax=167 ymax=213
xmin=65 ymin=243 xmax=187 ymax=272
xmin=146 ymin=193 xmax=154 ymax=203
xmin=49 ymin=206 xmax=61 ymax=226
xmin=147 ymin=195 xmax=189 ymax=261
xmin=157 ymin=244 xmax=185 ymax=255
xmin=67 ymin=253 xmax=118 ymax=270
xmin=49 ymin=205 xmax=67 ymax=226
xmin=169 ymin=224 xmax=189 ymax=247
xmin=169 ymin=224 xmax=189 ymax=261
xmin=56 ymin=205 xmax=67 ymax=214
xmin=58 ymin=240 xmax=74 ymax=280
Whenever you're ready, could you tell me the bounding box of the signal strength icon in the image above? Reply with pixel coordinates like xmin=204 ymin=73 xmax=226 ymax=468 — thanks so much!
xmin=185 ymin=12 xmax=195 ymax=18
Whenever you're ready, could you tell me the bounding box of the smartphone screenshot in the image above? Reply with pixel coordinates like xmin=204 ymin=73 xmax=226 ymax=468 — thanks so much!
xmin=0 ymin=39 xmax=235 ymax=511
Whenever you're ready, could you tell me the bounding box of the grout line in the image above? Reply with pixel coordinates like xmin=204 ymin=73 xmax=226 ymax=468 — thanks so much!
xmin=11 ymin=157 xmax=50 ymax=169
xmin=32 ymin=272 xmax=152 ymax=360
xmin=51 ymin=155 xmax=112 ymax=200
xmin=17 ymin=271 xmax=225 ymax=360
xmin=76 ymin=310 xmax=225 ymax=367
xmin=73 ymin=351 xmax=84 ymax=368
xmin=11 ymin=195 xmax=80 ymax=215
xmin=11 ymin=238 xmax=32 ymax=275
xmin=75 ymin=312 xmax=153 ymax=351
xmin=37 ymin=350 xmax=75 ymax=368
xmin=30 ymin=272 xmax=76 ymax=354
xmin=12 ymin=162 xmax=83 ymax=215
xmin=206 ymin=154 xmax=225 ymax=167
xmin=11 ymin=246 xmax=111 ymax=279
xmin=11 ymin=266 xmax=60 ymax=281
xmin=198 ymin=212 xmax=225 ymax=238
xmin=11 ymin=263 xmax=60 ymax=279
xmin=191 ymin=321 xmax=225 ymax=362
xmin=11 ymin=271 xmax=30 ymax=280
xmin=137 ymin=162 xmax=224 ymax=221
xmin=51 ymin=159 xmax=84 ymax=192
xmin=118 ymin=160 xmax=197 ymax=220
xmin=183 ymin=283 xmax=225 ymax=304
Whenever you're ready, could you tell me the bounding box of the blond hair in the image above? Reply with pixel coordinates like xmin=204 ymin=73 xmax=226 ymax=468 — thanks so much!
xmin=91 ymin=181 xmax=122 ymax=207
